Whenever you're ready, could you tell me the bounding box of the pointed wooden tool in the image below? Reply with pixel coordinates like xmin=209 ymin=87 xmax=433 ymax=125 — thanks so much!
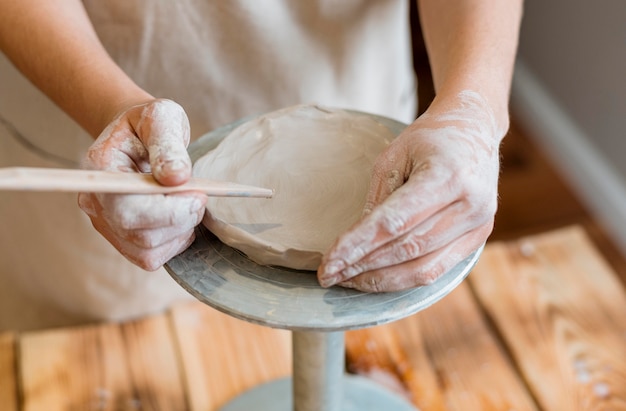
xmin=0 ymin=167 xmax=274 ymax=198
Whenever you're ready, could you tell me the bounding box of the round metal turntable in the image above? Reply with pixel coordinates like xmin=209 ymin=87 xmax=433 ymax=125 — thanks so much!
xmin=165 ymin=109 xmax=483 ymax=411
xmin=167 ymin=224 xmax=481 ymax=333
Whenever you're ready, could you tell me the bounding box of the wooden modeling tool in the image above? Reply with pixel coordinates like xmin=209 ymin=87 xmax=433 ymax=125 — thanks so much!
xmin=0 ymin=167 xmax=274 ymax=198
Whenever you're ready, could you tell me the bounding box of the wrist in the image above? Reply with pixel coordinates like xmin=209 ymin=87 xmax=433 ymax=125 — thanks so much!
xmin=92 ymin=88 xmax=155 ymax=138
xmin=425 ymin=88 xmax=510 ymax=140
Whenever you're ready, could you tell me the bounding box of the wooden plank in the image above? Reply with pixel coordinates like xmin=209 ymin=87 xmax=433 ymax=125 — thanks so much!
xmin=0 ymin=332 xmax=18 ymax=411
xmin=120 ymin=315 xmax=188 ymax=410
xmin=346 ymin=317 xmax=446 ymax=410
xmin=470 ymin=226 xmax=626 ymax=410
xmin=170 ymin=301 xmax=292 ymax=411
xmin=346 ymin=282 xmax=539 ymax=411
xmin=418 ymin=283 xmax=539 ymax=410
xmin=20 ymin=314 xmax=187 ymax=411
xmin=21 ymin=323 xmax=129 ymax=410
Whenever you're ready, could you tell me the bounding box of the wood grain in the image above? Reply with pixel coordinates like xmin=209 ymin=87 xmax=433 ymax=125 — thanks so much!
xmin=21 ymin=323 xmax=129 ymax=411
xmin=346 ymin=318 xmax=446 ymax=410
xmin=346 ymin=282 xmax=539 ymax=411
xmin=120 ymin=315 xmax=188 ymax=411
xmin=417 ymin=283 xmax=539 ymax=411
xmin=0 ymin=332 xmax=17 ymax=411
xmin=20 ymin=316 xmax=186 ymax=411
xmin=169 ymin=301 xmax=292 ymax=411
xmin=470 ymin=226 xmax=626 ymax=410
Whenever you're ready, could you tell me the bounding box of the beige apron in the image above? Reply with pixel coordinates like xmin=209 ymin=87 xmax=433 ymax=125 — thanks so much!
xmin=0 ymin=0 xmax=416 ymax=331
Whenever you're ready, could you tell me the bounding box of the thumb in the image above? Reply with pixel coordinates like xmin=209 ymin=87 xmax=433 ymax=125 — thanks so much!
xmin=363 ymin=145 xmax=409 ymax=216
xmin=136 ymin=99 xmax=192 ymax=186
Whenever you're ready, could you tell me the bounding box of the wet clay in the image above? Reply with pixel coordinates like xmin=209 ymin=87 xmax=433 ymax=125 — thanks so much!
xmin=193 ymin=104 xmax=394 ymax=270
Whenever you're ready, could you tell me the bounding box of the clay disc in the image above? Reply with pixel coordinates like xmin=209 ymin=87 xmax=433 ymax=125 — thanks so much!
xmin=193 ymin=104 xmax=394 ymax=270
xmin=165 ymin=110 xmax=484 ymax=331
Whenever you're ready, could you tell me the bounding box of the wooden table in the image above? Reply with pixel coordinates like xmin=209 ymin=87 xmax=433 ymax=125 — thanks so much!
xmin=1 ymin=225 xmax=625 ymax=410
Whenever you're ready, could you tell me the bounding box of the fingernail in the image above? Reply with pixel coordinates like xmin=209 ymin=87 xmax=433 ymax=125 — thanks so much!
xmin=339 ymin=280 xmax=355 ymax=289
xmin=323 ymin=260 xmax=345 ymax=276
xmin=342 ymin=265 xmax=361 ymax=278
xmin=319 ymin=274 xmax=340 ymax=288
xmin=190 ymin=197 xmax=204 ymax=211
xmin=162 ymin=158 xmax=188 ymax=174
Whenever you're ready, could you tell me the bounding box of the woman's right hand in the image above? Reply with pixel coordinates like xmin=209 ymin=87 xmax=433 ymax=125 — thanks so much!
xmin=78 ymin=99 xmax=207 ymax=270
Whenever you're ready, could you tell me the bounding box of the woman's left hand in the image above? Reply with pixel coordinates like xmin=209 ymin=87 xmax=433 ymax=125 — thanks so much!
xmin=317 ymin=91 xmax=506 ymax=292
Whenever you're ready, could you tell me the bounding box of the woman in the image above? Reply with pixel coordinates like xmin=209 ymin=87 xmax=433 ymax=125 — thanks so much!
xmin=0 ymin=0 xmax=522 ymax=330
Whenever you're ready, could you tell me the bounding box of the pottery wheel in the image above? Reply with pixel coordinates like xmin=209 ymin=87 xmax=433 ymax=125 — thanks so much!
xmin=165 ymin=110 xmax=483 ymax=332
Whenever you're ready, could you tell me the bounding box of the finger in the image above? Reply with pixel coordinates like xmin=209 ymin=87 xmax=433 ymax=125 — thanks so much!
xmin=335 ymin=226 xmax=490 ymax=293
xmin=362 ymin=143 xmax=411 ymax=216
xmin=99 ymin=192 xmax=207 ymax=231
xmin=83 ymin=120 xmax=150 ymax=173
xmin=112 ymin=128 xmax=151 ymax=173
xmin=135 ymin=100 xmax=192 ymax=186
xmin=124 ymin=214 xmax=204 ymax=249
xmin=319 ymin=173 xmax=456 ymax=279
xmin=78 ymin=192 xmax=99 ymax=217
xmin=80 ymin=192 xmax=198 ymax=268
xmin=80 ymin=191 xmax=205 ymax=249
xmin=110 ymin=227 xmax=197 ymax=271
xmin=325 ymin=201 xmax=492 ymax=284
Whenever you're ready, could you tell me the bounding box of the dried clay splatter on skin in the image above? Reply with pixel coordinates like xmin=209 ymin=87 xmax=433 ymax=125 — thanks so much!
xmin=336 ymin=91 xmax=501 ymax=263
xmin=136 ymin=100 xmax=191 ymax=178
xmin=431 ymin=90 xmax=504 ymax=150
xmin=321 ymin=90 xmax=502 ymax=290
xmin=79 ymin=99 xmax=205 ymax=269
xmin=83 ymin=116 xmax=149 ymax=173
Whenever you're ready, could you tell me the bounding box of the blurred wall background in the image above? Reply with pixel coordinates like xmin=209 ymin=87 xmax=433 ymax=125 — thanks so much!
xmin=511 ymin=0 xmax=626 ymax=253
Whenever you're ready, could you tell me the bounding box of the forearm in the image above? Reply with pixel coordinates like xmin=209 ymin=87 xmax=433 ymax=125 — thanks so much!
xmin=0 ymin=0 xmax=152 ymax=137
xmin=417 ymin=0 xmax=523 ymax=133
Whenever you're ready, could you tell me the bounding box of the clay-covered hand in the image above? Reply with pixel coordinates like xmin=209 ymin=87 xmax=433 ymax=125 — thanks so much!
xmin=78 ymin=99 xmax=207 ymax=271
xmin=317 ymin=91 xmax=505 ymax=292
